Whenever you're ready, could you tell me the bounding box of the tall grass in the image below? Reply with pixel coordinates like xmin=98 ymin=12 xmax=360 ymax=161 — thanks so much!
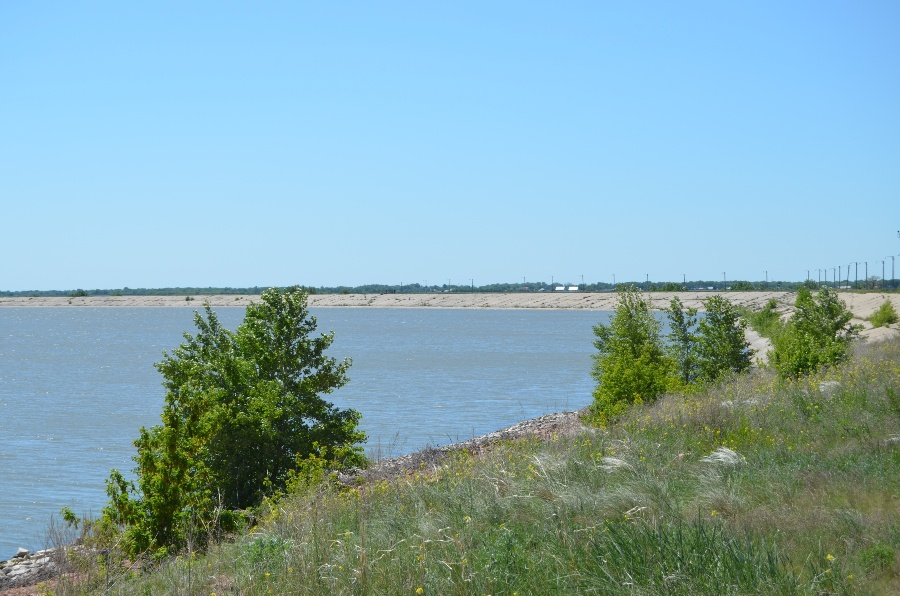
xmin=51 ymin=336 xmax=900 ymax=594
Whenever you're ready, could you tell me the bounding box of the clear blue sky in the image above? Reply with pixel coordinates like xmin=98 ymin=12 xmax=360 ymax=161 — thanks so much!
xmin=2 ymin=1 xmax=898 ymax=290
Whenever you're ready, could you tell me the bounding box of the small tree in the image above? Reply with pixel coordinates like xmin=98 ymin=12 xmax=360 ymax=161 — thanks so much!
xmin=695 ymin=295 xmax=754 ymax=382
xmin=665 ymin=296 xmax=699 ymax=386
xmin=665 ymin=295 xmax=754 ymax=386
xmin=104 ymin=287 xmax=365 ymax=555
xmin=770 ymin=287 xmax=859 ymax=378
xmin=590 ymin=286 xmax=671 ymax=424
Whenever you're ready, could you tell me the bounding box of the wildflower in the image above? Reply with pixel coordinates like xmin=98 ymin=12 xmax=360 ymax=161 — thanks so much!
xmin=416 ymin=588 xmax=424 ymax=594
xmin=826 ymin=553 xmax=835 ymax=562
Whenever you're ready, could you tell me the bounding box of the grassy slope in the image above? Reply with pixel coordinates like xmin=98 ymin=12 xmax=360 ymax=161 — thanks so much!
xmin=69 ymin=337 xmax=900 ymax=595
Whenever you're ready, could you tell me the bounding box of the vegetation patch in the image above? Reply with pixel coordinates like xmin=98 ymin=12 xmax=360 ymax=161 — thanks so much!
xmin=869 ymin=300 xmax=899 ymax=328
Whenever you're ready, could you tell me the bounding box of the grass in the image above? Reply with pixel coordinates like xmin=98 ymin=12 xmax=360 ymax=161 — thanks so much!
xmin=46 ymin=336 xmax=900 ymax=595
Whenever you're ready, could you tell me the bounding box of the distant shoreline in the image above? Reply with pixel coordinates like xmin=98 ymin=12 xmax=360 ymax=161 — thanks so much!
xmin=0 ymin=290 xmax=897 ymax=318
xmin=4 ymin=291 xmax=897 ymax=349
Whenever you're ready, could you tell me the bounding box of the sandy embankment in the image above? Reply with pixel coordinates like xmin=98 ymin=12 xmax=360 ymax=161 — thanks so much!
xmin=1 ymin=291 xmax=897 ymax=352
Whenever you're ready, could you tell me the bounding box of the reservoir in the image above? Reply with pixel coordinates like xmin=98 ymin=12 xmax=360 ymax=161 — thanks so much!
xmin=0 ymin=307 xmax=609 ymax=556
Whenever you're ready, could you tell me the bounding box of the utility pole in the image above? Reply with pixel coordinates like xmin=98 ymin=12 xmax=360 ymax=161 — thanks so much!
xmin=888 ymin=256 xmax=896 ymax=290
xmin=723 ymin=272 xmax=726 ymax=291
xmin=645 ymin=273 xmax=649 ymax=292
xmin=832 ymin=268 xmax=837 ymax=289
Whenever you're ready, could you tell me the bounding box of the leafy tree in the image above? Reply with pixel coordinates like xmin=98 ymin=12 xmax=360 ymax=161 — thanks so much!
xmin=590 ymin=286 xmax=671 ymax=424
xmin=665 ymin=296 xmax=699 ymax=386
xmin=104 ymin=287 xmax=365 ymax=555
xmin=694 ymin=295 xmax=754 ymax=382
xmin=770 ymin=287 xmax=859 ymax=378
xmin=730 ymin=281 xmax=756 ymax=291
xmin=665 ymin=295 xmax=754 ymax=386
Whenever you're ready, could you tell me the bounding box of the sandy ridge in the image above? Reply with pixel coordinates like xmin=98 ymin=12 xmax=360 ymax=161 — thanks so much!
xmin=1 ymin=290 xmax=897 ymax=318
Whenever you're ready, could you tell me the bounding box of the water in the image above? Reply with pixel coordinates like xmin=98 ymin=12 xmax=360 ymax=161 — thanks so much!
xmin=0 ymin=307 xmax=609 ymax=557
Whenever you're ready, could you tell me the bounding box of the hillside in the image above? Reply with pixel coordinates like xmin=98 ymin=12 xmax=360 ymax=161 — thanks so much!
xmin=16 ymin=334 xmax=900 ymax=595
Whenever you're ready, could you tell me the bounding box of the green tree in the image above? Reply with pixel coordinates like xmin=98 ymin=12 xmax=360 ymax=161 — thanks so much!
xmin=770 ymin=287 xmax=859 ymax=378
xmin=104 ymin=287 xmax=365 ymax=555
xmin=590 ymin=286 xmax=671 ymax=424
xmin=695 ymin=295 xmax=754 ymax=382
xmin=665 ymin=295 xmax=754 ymax=386
xmin=665 ymin=296 xmax=699 ymax=386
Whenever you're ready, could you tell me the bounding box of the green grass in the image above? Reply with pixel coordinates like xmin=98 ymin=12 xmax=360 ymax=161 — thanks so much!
xmin=50 ymin=337 xmax=900 ymax=595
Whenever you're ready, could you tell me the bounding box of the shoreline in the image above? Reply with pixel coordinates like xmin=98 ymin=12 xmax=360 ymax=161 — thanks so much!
xmin=1 ymin=290 xmax=897 ymax=318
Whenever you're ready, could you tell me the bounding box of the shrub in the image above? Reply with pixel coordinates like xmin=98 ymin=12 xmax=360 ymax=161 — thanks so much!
xmin=590 ymin=286 xmax=671 ymax=424
xmin=742 ymin=298 xmax=785 ymax=339
xmin=869 ymin=300 xmax=898 ymax=328
xmin=103 ymin=287 xmax=365 ymax=555
xmin=770 ymin=287 xmax=859 ymax=378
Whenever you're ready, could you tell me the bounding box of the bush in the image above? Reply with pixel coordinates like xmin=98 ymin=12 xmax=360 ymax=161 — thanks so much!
xmin=770 ymin=287 xmax=859 ymax=379
xmin=103 ymin=287 xmax=365 ymax=555
xmin=869 ymin=300 xmax=898 ymax=328
xmin=590 ymin=286 xmax=671 ymax=424
xmin=741 ymin=298 xmax=785 ymax=340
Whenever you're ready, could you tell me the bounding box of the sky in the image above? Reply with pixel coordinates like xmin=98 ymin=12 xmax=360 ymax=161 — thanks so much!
xmin=2 ymin=1 xmax=898 ymax=290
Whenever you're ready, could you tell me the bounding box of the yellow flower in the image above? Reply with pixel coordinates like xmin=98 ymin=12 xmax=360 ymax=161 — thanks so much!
xmin=416 ymin=588 xmax=424 ymax=594
xmin=826 ymin=553 xmax=835 ymax=562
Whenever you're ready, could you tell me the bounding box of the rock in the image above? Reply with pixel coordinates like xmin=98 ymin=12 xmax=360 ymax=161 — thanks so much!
xmin=0 ymin=546 xmax=65 ymax=590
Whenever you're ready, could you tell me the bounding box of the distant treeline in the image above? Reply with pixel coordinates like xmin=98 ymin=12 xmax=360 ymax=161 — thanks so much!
xmin=3 ymin=277 xmax=894 ymax=297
